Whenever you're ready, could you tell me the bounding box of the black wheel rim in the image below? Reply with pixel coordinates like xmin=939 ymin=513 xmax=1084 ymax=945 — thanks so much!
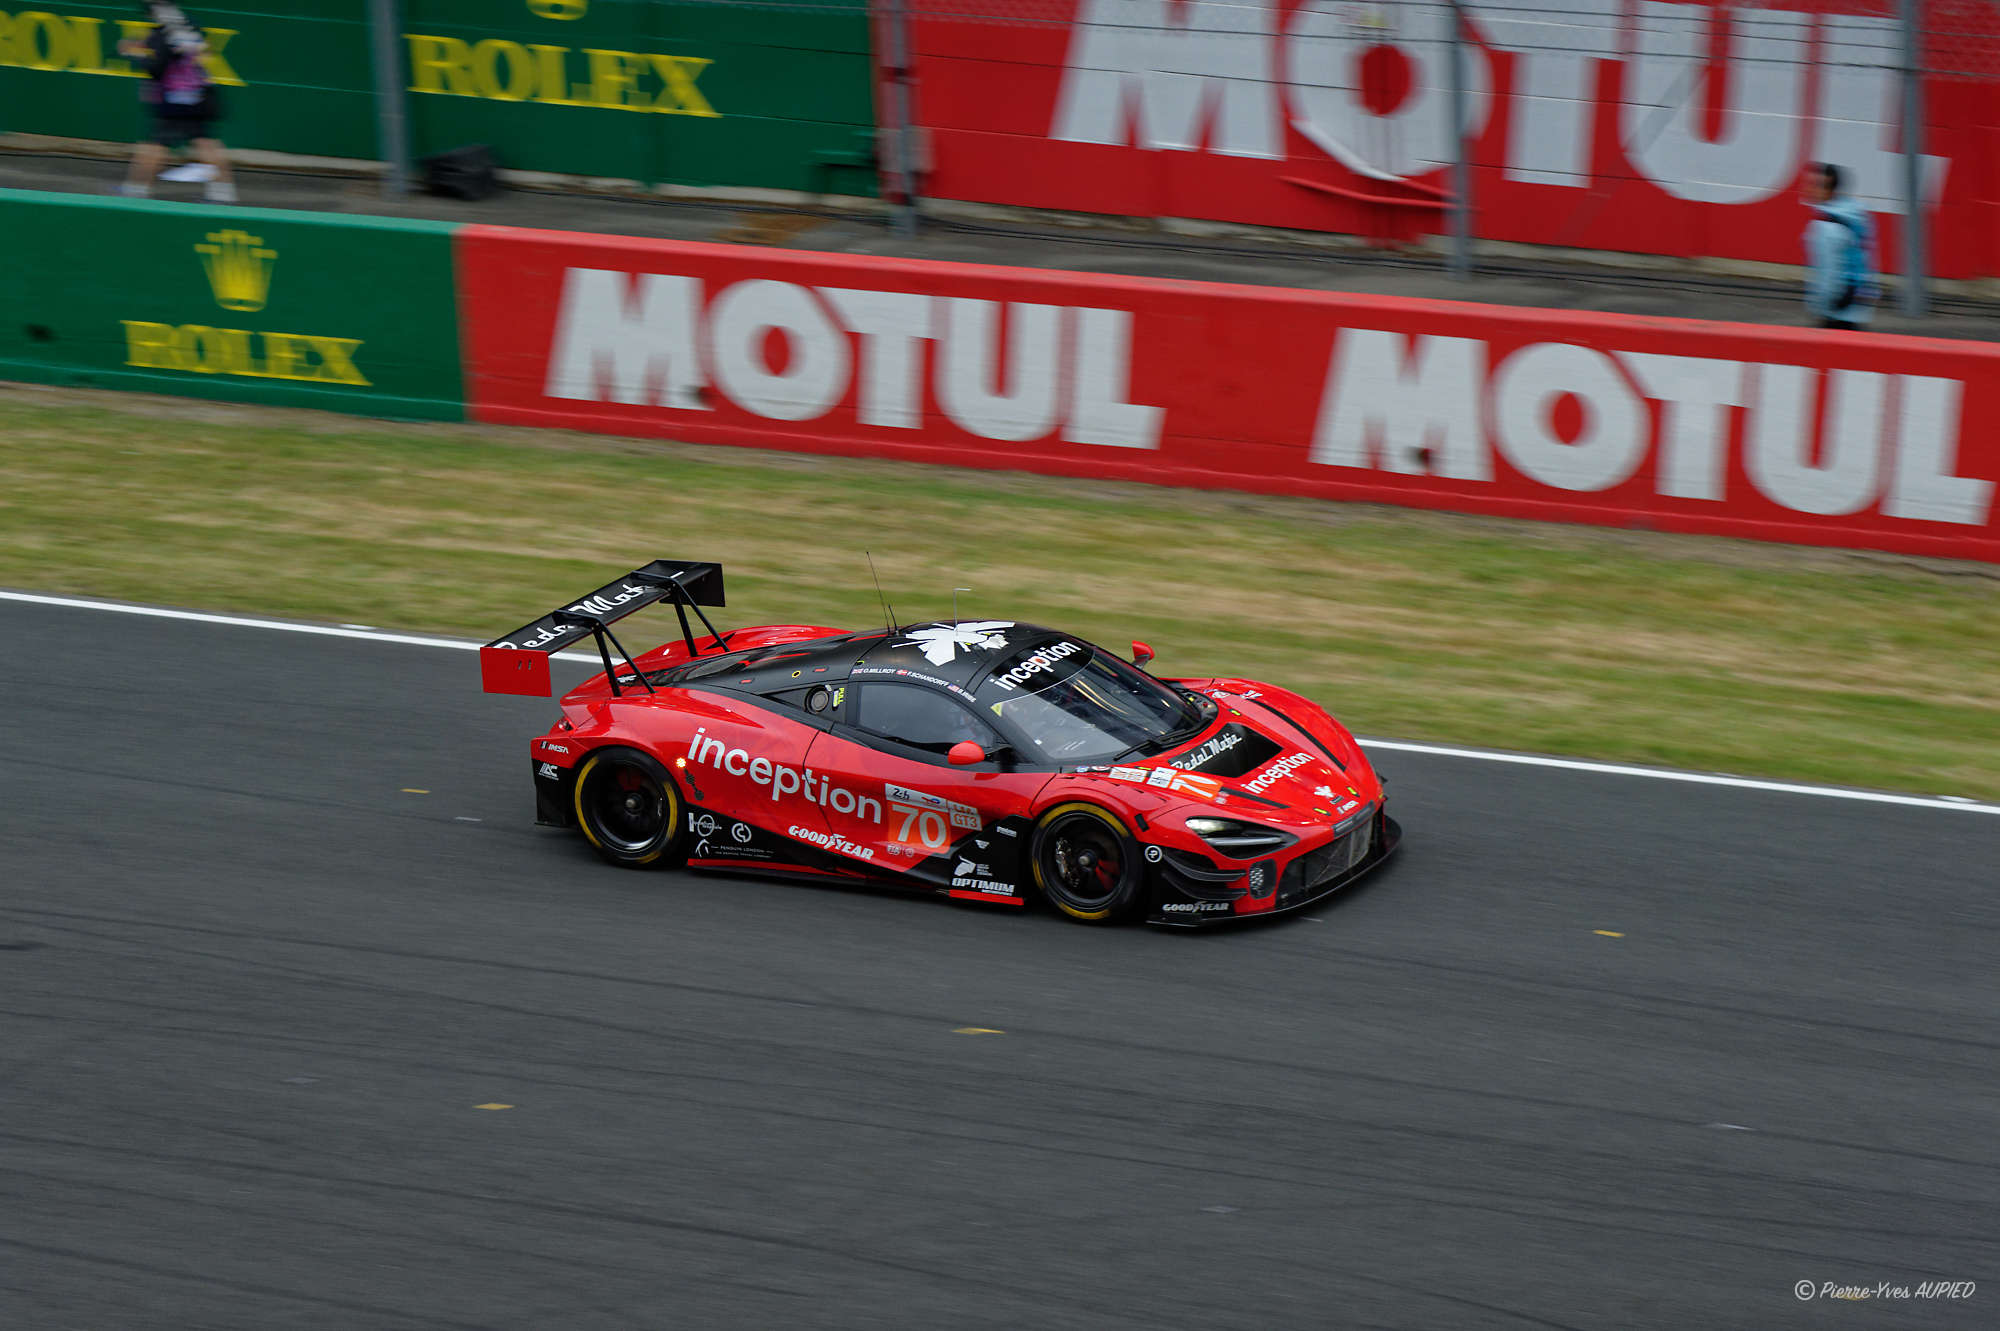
xmin=586 ymin=763 xmax=668 ymax=854
xmin=1040 ymin=813 xmax=1127 ymax=910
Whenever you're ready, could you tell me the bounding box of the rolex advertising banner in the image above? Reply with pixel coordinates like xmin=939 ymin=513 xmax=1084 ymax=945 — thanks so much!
xmin=0 ymin=1 xmax=878 ymax=195
xmin=0 ymin=190 xmax=465 ymax=419
xmin=399 ymin=0 xmax=878 ymax=194
xmin=0 ymin=2 xmax=378 ymax=160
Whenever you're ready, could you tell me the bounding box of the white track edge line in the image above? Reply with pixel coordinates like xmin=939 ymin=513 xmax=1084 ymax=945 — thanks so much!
xmin=1353 ymin=739 xmax=1999 ymax=815
xmin=6 ymin=589 xmax=1997 ymax=816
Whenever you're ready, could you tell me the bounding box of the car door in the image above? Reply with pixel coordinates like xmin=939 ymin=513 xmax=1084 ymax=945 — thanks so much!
xmin=674 ymin=688 xmax=828 ymax=868
xmin=805 ymin=679 xmax=1049 ymax=890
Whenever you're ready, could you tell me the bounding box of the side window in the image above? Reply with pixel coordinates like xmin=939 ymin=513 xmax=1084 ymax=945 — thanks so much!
xmin=852 ymin=682 xmax=997 ymax=756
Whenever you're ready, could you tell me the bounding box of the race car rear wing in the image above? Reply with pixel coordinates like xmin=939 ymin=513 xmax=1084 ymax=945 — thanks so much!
xmin=479 ymin=559 xmax=727 ymax=698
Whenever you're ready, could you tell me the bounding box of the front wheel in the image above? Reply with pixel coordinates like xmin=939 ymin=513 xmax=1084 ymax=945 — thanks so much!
xmin=1030 ymin=803 xmax=1145 ymax=923
xmin=573 ymin=748 xmax=684 ymax=868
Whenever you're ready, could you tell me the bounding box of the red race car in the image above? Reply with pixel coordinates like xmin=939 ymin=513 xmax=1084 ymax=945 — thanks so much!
xmin=481 ymin=560 xmax=1400 ymax=925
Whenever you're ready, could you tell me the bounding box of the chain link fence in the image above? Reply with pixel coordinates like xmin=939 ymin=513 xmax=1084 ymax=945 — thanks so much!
xmin=1926 ymin=0 xmax=2000 ymax=75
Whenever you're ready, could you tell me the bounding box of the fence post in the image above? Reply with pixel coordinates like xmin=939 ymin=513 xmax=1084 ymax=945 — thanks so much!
xmin=1446 ymin=0 xmax=1473 ymax=279
xmin=1896 ymin=0 xmax=1928 ymax=316
xmin=882 ymin=0 xmax=921 ymax=236
xmin=369 ymin=0 xmax=411 ymax=198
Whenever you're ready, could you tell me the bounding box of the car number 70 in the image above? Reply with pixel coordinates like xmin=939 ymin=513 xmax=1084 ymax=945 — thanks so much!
xmin=890 ymin=800 xmax=949 ymax=850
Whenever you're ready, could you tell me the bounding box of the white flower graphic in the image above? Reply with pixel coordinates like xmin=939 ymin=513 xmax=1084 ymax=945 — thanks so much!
xmin=899 ymin=621 xmax=1014 ymax=665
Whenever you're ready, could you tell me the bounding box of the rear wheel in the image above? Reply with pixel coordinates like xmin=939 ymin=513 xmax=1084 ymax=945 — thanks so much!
xmin=1031 ymin=803 xmax=1144 ymax=923
xmin=573 ymin=748 xmax=684 ymax=868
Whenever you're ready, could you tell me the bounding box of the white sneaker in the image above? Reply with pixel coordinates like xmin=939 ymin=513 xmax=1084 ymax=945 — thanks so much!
xmin=161 ymin=163 xmax=217 ymax=183
xmin=204 ymin=180 xmax=239 ymax=203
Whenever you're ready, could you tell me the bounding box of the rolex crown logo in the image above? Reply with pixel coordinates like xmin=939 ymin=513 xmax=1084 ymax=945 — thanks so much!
xmin=196 ymin=230 xmax=276 ymax=313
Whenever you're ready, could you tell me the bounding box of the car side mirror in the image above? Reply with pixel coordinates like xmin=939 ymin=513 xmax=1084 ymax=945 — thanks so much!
xmin=1130 ymin=641 xmax=1154 ymax=667
xmin=947 ymin=741 xmax=988 ymax=766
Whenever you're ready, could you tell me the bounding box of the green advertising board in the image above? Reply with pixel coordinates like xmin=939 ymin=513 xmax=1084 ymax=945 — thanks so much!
xmin=0 ymin=2 xmax=379 ymax=160
xmin=0 ymin=0 xmax=878 ymax=195
xmin=401 ymin=0 xmax=879 ymax=194
xmin=0 ymin=189 xmax=465 ymax=419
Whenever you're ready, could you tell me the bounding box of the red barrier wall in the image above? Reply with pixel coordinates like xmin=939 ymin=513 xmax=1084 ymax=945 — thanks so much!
xmin=456 ymin=223 xmax=2000 ymax=562
xmin=908 ymin=0 xmax=2000 ymax=280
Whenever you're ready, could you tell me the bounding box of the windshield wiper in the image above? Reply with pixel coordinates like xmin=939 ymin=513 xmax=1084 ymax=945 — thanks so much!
xmin=1106 ymin=713 xmax=1206 ymax=765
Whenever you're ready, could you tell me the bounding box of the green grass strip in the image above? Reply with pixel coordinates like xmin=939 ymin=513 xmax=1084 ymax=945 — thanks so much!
xmin=4 ymin=385 xmax=1997 ymax=800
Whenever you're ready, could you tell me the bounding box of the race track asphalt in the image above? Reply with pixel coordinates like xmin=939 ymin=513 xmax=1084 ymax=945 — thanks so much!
xmin=2 ymin=598 xmax=1994 ymax=1331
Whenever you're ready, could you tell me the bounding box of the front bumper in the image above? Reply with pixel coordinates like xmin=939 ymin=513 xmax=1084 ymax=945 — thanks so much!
xmin=1146 ymin=809 xmax=1402 ymax=927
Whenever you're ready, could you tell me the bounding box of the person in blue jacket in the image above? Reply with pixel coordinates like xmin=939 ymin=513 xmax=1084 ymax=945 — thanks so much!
xmin=1801 ymin=163 xmax=1878 ymax=330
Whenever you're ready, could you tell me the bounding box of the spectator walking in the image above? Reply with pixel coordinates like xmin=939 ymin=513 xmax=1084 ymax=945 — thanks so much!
xmin=118 ymin=2 xmax=236 ymax=203
xmin=1801 ymin=162 xmax=1877 ymax=330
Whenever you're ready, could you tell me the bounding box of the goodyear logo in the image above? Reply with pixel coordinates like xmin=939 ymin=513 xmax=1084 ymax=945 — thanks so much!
xmin=121 ymin=231 xmax=369 ymax=387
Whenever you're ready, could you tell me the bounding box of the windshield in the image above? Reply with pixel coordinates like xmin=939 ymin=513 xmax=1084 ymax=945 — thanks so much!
xmin=976 ymin=640 xmax=1204 ymax=763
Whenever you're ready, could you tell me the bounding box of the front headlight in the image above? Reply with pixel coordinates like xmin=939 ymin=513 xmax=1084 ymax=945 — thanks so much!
xmin=1183 ymin=817 xmax=1297 ymax=858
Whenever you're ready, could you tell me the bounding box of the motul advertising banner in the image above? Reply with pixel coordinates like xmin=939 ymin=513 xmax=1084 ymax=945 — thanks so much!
xmin=456 ymin=224 xmax=2000 ymax=561
xmin=908 ymin=0 xmax=2000 ymax=278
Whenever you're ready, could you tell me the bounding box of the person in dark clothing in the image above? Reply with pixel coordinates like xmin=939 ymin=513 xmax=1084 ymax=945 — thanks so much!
xmin=118 ymin=1 xmax=236 ymax=202
xmin=1800 ymin=162 xmax=1877 ymax=330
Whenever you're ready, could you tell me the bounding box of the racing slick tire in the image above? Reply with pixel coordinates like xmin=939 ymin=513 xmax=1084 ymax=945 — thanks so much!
xmin=1030 ymin=802 xmax=1145 ymax=923
xmin=573 ymin=748 xmax=686 ymax=869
